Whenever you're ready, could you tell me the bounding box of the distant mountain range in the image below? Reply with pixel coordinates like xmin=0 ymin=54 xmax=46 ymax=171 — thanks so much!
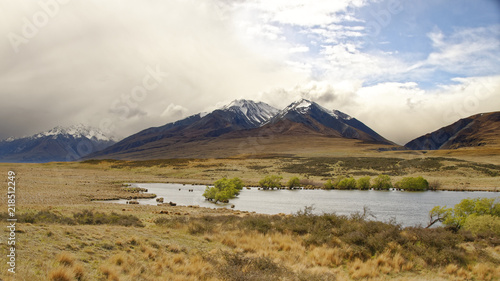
xmin=84 ymin=99 xmax=395 ymax=160
xmin=0 ymin=124 xmax=116 ymax=163
xmin=2 ymin=100 xmax=499 ymax=162
xmin=405 ymin=112 xmax=500 ymax=150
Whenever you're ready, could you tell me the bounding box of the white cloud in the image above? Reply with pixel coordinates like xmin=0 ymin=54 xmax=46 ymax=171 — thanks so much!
xmin=347 ymin=76 xmax=500 ymax=144
xmin=0 ymin=0 xmax=307 ymax=139
xmin=161 ymin=104 xmax=189 ymax=120
xmin=411 ymin=25 xmax=500 ymax=76
xmin=245 ymin=0 xmax=368 ymax=27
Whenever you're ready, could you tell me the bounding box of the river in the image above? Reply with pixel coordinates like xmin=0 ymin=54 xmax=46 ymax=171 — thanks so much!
xmin=108 ymin=183 xmax=499 ymax=227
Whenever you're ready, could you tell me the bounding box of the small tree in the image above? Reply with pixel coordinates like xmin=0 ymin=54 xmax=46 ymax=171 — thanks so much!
xmin=259 ymin=175 xmax=283 ymax=190
xmin=396 ymin=176 xmax=429 ymax=191
xmin=286 ymin=177 xmax=301 ymax=189
xmin=203 ymin=177 xmax=244 ymax=203
xmin=337 ymin=177 xmax=356 ymax=190
xmin=372 ymin=175 xmax=392 ymax=190
xmin=324 ymin=179 xmax=334 ymax=190
xmin=356 ymin=176 xmax=371 ymax=190
xmin=428 ymin=197 xmax=500 ymax=229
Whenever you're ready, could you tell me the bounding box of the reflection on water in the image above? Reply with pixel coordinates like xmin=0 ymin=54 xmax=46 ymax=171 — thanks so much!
xmin=106 ymin=183 xmax=499 ymax=227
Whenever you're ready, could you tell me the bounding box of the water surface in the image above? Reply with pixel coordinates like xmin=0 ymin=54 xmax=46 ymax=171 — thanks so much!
xmin=110 ymin=183 xmax=499 ymax=227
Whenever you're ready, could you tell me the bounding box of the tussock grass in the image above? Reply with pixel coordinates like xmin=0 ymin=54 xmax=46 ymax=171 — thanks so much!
xmin=48 ymin=267 xmax=73 ymax=281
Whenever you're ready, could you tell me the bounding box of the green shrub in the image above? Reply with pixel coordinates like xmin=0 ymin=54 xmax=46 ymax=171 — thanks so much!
xmin=356 ymin=176 xmax=371 ymax=190
xmin=396 ymin=176 xmax=429 ymax=191
xmin=429 ymin=197 xmax=500 ymax=229
xmin=372 ymin=175 xmax=392 ymax=190
xmin=203 ymin=177 xmax=244 ymax=203
xmin=286 ymin=177 xmax=301 ymax=189
xmin=323 ymin=179 xmax=334 ymax=190
xmin=337 ymin=177 xmax=357 ymax=190
xmin=258 ymin=175 xmax=283 ymax=190
xmin=463 ymin=214 xmax=500 ymax=236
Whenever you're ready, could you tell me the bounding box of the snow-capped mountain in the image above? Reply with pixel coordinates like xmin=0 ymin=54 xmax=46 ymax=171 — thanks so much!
xmin=85 ymin=99 xmax=394 ymax=160
xmin=273 ymin=99 xmax=351 ymax=121
xmin=31 ymin=124 xmax=116 ymax=142
xmin=0 ymin=125 xmax=117 ymax=163
xmin=222 ymin=99 xmax=279 ymax=127
xmin=84 ymin=100 xmax=278 ymax=159
xmin=268 ymin=99 xmax=390 ymax=143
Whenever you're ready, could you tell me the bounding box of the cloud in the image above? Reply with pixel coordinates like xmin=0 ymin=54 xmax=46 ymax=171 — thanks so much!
xmin=0 ymin=0 xmax=307 ymax=139
xmin=161 ymin=104 xmax=189 ymax=120
xmin=411 ymin=25 xmax=500 ymax=77
xmin=0 ymin=0 xmax=498 ymax=147
xmin=244 ymin=0 xmax=368 ymax=27
xmin=346 ymin=76 xmax=500 ymax=144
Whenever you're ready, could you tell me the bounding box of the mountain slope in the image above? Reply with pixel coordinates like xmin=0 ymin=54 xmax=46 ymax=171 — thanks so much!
xmin=266 ymin=99 xmax=392 ymax=143
xmin=86 ymin=99 xmax=396 ymax=160
xmin=405 ymin=112 xmax=500 ymax=150
xmin=85 ymin=99 xmax=279 ymax=158
xmin=0 ymin=124 xmax=117 ymax=163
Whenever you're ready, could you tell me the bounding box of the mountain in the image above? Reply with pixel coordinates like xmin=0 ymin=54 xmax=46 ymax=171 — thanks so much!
xmin=0 ymin=124 xmax=117 ymax=163
xmin=85 ymin=99 xmax=279 ymax=158
xmin=85 ymin=99 xmax=396 ymax=160
xmin=264 ymin=99 xmax=391 ymax=143
xmin=405 ymin=112 xmax=500 ymax=150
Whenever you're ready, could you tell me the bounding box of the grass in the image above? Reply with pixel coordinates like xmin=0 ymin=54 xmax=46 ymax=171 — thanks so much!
xmin=0 ymin=149 xmax=499 ymax=280
xmin=1 ymin=204 xmax=499 ymax=280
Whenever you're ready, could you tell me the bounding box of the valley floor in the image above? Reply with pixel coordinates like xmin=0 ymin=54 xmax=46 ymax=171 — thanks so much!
xmin=0 ymin=150 xmax=499 ymax=280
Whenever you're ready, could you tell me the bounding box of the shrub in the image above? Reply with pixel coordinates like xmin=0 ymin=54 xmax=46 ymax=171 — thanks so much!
xmin=395 ymin=176 xmax=429 ymax=191
xmin=73 ymin=210 xmax=144 ymax=227
xmin=429 ymin=197 xmax=500 ymax=229
xmin=324 ymin=179 xmax=334 ymax=190
xmin=337 ymin=177 xmax=357 ymax=190
xmin=356 ymin=176 xmax=371 ymax=190
xmin=463 ymin=214 xmax=500 ymax=236
xmin=286 ymin=176 xmax=301 ymax=189
xmin=203 ymin=177 xmax=244 ymax=203
xmin=372 ymin=175 xmax=392 ymax=190
xmin=258 ymin=175 xmax=283 ymax=190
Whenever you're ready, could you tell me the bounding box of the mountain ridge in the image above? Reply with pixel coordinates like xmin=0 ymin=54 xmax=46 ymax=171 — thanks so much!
xmin=405 ymin=111 xmax=500 ymax=150
xmin=84 ymin=98 xmax=396 ymax=160
xmin=0 ymin=125 xmax=117 ymax=163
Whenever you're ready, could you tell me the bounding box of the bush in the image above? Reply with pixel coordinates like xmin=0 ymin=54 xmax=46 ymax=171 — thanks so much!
xmin=203 ymin=177 xmax=244 ymax=203
xmin=372 ymin=175 xmax=392 ymax=190
xmin=356 ymin=176 xmax=371 ymax=190
xmin=429 ymin=197 xmax=500 ymax=229
xmin=337 ymin=178 xmax=357 ymax=190
xmin=286 ymin=177 xmax=301 ymax=189
xmin=324 ymin=179 xmax=334 ymax=190
xmin=258 ymin=175 xmax=283 ymax=190
xmin=463 ymin=214 xmax=500 ymax=236
xmin=73 ymin=210 xmax=144 ymax=227
xmin=395 ymin=176 xmax=429 ymax=191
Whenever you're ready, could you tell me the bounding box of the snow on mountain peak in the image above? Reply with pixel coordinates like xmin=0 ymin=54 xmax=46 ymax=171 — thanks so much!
xmin=278 ymin=98 xmax=353 ymax=120
xmin=33 ymin=124 xmax=116 ymax=142
xmin=222 ymin=99 xmax=279 ymax=126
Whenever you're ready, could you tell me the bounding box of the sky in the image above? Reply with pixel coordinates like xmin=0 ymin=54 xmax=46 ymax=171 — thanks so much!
xmin=0 ymin=0 xmax=499 ymax=145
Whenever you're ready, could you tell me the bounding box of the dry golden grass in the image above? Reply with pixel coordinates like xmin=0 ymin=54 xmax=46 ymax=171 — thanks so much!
xmin=0 ymin=151 xmax=498 ymax=280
